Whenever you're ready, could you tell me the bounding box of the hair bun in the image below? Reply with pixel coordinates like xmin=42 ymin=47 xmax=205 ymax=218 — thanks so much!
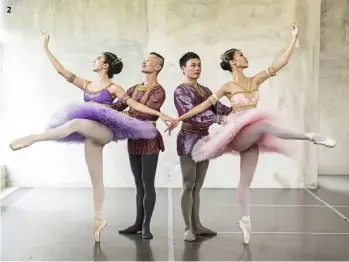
xmin=111 ymin=61 xmax=123 ymax=74
xmin=220 ymin=61 xmax=230 ymax=71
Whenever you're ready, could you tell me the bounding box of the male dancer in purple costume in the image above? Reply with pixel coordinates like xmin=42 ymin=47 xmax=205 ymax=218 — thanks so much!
xmin=174 ymin=52 xmax=232 ymax=241
xmin=112 ymin=52 xmax=166 ymax=239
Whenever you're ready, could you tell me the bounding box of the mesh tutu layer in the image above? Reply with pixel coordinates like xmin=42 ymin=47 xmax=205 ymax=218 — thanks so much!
xmin=191 ymin=108 xmax=297 ymax=162
xmin=46 ymin=102 xmax=158 ymax=143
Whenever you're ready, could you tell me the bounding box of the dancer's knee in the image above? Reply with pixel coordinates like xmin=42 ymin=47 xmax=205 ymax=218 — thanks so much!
xmin=183 ymin=179 xmax=195 ymax=193
xmin=136 ymin=186 xmax=144 ymax=198
xmin=237 ymin=182 xmax=248 ymax=191
xmin=192 ymin=185 xmax=200 ymax=195
xmin=142 ymin=170 xmax=155 ymax=192
xmin=193 ymin=182 xmax=203 ymax=196
xmin=91 ymin=179 xmax=104 ymax=189
xmin=134 ymin=177 xmax=144 ymax=189
xmin=143 ymin=181 xmax=155 ymax=196
xmin=257 ymin=120 xmax=273 ymax=134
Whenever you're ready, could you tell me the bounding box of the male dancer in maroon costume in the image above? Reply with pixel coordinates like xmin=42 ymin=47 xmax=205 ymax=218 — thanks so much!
xmin=174 ymin=52 xmax=232 ymax=241
xmin=112 ymin=52 xmax=165 ymax=239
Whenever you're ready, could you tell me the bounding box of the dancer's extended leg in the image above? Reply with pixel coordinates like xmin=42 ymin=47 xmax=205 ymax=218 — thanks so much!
xmin=85 ymin=139 xmax=108 ymax=243
xmin=237 ymin=145 xmax=259 ymax=245
xmin=231 ymin=120 xmax=336 ymax=152
xmin=9 ymin=119 xmax=113 ymax=150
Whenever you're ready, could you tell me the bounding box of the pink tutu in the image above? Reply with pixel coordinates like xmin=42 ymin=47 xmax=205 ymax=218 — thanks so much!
xmin=191 ymin=108 xmax=297 ymax=162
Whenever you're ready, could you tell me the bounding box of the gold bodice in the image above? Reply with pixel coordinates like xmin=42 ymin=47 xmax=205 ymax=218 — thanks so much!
xmin=228 ymin=78 xmax=260 ymax=113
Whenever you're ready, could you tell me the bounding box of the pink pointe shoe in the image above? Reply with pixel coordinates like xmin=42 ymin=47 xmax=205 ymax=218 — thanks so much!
xmin=93 ymin=217 xmax=108 ymax=243
xmin=238 ymin=220 xmax=252 ymax=245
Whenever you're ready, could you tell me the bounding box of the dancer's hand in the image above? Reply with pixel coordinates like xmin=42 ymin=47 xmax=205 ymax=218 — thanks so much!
xmin=159 ymin=113 xmax=176 ymax=128
xmin=40 ymin=30 xmax=50 ymax=48
xmin=164 ymin=118 xmax=180 ymax=135
xmin=292 ymin=20 xmax=299 ymax=39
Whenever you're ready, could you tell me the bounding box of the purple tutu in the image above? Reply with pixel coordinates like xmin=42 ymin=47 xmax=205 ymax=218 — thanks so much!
xmin=46 ymin=102 xmax=158 ymax=143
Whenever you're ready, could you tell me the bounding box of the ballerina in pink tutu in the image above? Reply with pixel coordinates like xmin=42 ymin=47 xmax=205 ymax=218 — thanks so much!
xmin=166 ymin=21 xmax=336 ymax=244
xmin=9 ymin=30 xmax=175 ymax=242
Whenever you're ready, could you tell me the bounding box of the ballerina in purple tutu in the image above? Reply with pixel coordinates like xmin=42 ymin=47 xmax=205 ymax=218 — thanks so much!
xmin=9 ymin=30 xmax=175 ymax=243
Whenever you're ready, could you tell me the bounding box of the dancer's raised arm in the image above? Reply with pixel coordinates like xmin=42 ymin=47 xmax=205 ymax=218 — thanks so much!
xmin=253 ymin=21 xmax=299 ymax=86
xmin=40 ymin=30 xmax=89 ymax=90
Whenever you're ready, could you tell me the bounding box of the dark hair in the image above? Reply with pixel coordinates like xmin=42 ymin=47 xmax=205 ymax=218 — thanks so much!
xmin=220 ymin=48 xmax=238 ymax=72
xmin=103 ymin=52 xmax=123 ymax=78
xmin=150 ymin=52 xmax=164 ymax=71
xmin=179 ymin=52 xmax=200 ymax=68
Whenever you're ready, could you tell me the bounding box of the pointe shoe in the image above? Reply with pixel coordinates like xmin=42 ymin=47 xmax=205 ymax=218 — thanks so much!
xmin=9 ymin=143 xmax=27 ymax=151
xmin=93 ymin=218 xmax=108 ymax=243
xmin=306 ymin=133 xmax=337 ymax=148
xmin=9 ymin=136 xmax=34 ymax=151
xmin=238 ymin=220 xmax=251 ymax=245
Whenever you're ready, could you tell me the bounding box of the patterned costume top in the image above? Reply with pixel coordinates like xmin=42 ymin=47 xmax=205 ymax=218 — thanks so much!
xmin=174 ymin=83 xmax=232 ymax=156
xmin=112 ymin=83 xmax=166 ymax=155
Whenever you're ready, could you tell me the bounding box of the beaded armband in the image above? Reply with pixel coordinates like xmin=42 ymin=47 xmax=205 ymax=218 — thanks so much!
xmin=121 ymin=94 xmax=131 ymax=103
xmin=67 ymin=73 xmax=76 ymax=83
xmin=208 ymin=94 xmax=219 ymax=105
xmin=266 ymin=66 xmax=276 ymax=77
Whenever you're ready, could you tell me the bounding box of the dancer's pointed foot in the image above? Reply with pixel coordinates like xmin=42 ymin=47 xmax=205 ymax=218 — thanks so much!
xmin=306 ymin=133 xmax=337 ymax=148
xmin=93 ymin=217 xmax=108 ymax=243
xmin=118 ymin=224 xmax=142 ymax=234
xmin=238 ymin=220 xmax=251 ymax=245
xmin=9 ymin=136 xmax=35 ymax=150
xmin=193 ymin=225 xmax=217 ymax=236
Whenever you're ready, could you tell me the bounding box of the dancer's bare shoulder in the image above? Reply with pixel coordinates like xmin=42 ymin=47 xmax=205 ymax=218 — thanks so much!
xmin=108 ymin=83 xmax=127 ymax=99
xmin=222 ymin=81 xmax=234 ymax=91
xmin=220 ymin=81 xmax=241 ymax=98
xmin=210 ymin=82 xmax=231 ymax=100
xmin=109 ymin=83 xmax=123 ymax=91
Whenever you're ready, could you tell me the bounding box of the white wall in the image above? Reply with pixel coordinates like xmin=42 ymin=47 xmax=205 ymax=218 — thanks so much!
xmin=1 ymin=0 xmax=322 ymax=188
xmin=318 ymin=0 xmax=349 ymax=175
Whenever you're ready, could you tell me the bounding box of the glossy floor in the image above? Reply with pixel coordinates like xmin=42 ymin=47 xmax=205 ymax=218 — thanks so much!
xmin=1 ymin=183 xmax=349 ymax=261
